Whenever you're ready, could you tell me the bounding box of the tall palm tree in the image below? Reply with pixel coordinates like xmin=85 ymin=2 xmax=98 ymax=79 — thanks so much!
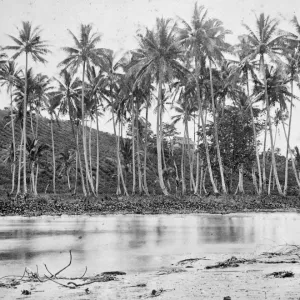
xmin=243 ymin=13 xmax=288 ymax=195
xmin=231 ymin=35 xmax=263 ymax=194
xmin=0 ymin=61 xmax=20 ymax=194
xmin=51 ymin=69 xmax=86 ymax=195
xmin=178 ymin=4 xmax=226 ymax=194
xmin=130 ymin=18 xmax=185 ymax=195
xmin=172 ymin=97 xmax=196 ymax=194
xmin=59 ymin=24 xmax=107 ymax=195
xmin=100 ymin=49 xmax=129 ymax=195
xmin=4 ymin=21 xmax=50 ymax=194
xmin=86 ymin=66 xmax=105 ymax=195
xmin=283 ymin=16 xmax=300 ymax=195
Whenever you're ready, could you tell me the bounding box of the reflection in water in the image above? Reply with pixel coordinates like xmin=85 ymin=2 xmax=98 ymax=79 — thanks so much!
xmin=1 ymin=213 xmax=300 ymax=277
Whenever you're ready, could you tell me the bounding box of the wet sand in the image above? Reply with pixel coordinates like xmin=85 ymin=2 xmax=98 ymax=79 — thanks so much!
xmin=1 ymin=252 xmax=300 ymax=300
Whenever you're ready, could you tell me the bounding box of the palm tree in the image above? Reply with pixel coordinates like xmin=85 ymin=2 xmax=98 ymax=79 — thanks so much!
xmin=243 ymin=13 xmax=288 ymax=195
xmin=172 ymin=97 xmax=196 ymax=194
xmin=130 ymin=18 xmax=185 ymax=195
xmin=0 ymin=61 xmax=20 ymax=194
xmin=100 ymin=49 xmax=129 ymax=196
xmin=26 ymin=137 xmax=50 ymax=195
xmin=58 ymin=148 xmax=76 ymax=192
xmin=86 ymin=66 xmax=105 ymax=195
xmin=4 ymin=21 xmax=50 ymax=194
xmin=59 ymin=24 xmax=107 ymax=196
xmin=231 ymin=35 xmax=263 ymax=194
xmin=178 ymin=4 xmax=225 ymax=194
xmin=51 ymin=69 xmax=86 ymax=195
xmin=282 ymin=16 xmax=300 ymax=195
xmin=205 ymin=18 xmax=231 ymax=194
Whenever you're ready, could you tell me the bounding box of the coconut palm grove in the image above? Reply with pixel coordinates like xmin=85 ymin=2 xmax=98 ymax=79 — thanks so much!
xmin=1 ymin=3 xmax=300 ymax=204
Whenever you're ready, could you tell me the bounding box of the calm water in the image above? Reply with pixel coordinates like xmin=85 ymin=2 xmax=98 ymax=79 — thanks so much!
xmin=0 ymin=213 xmax=300 ymax=277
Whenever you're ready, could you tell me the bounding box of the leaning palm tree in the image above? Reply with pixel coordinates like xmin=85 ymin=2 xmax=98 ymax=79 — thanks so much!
xmin=59 ymin=24 xmax=107 ymax=195
xmin=129 ymin=18 xmax=185 ymax=195
xmin=0 ymin=61 xmax=20 ymax=194
xmin=4 ymin=21 xmax=50 ymax=194
xmin=243 ymin=13 xmax=288 ymax=195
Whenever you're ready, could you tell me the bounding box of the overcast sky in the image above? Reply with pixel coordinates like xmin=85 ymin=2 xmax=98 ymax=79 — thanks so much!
xmin=0 ymin=0 xmax=299 ymax=152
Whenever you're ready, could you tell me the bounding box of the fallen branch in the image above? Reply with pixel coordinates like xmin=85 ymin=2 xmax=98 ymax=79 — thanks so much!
xmin=53 ymin=250 xmax=72 ymax=278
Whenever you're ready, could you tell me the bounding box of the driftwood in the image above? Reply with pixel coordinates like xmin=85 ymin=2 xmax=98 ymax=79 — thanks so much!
xmin=0 ymin=250 xmax=125 ymax=291
xmin=266 ymin=271 xmax=294 ymax=278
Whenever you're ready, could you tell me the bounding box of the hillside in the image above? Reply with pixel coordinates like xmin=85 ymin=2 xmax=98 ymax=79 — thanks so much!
xmin=0 ymin=109 xmax=298 ymax=196
xmin=0 ymin=109 xmax=121 ymax=195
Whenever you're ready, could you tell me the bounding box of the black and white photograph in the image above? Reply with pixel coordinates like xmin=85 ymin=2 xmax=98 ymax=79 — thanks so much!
xmin=1 ymin=0 xmax=300 ymax=298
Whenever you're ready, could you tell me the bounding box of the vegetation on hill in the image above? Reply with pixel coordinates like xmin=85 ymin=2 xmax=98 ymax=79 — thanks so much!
xmin=1 ymin=3 xmax=300 ymax=199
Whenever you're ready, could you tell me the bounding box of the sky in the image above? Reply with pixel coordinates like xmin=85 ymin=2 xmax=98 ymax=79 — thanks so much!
xmin=0 ymin=0 xmax=299 ymax=152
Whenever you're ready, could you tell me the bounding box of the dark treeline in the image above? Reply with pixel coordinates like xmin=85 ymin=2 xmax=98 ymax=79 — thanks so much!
xmin=1 ymin=3 xmax=300 ymax=198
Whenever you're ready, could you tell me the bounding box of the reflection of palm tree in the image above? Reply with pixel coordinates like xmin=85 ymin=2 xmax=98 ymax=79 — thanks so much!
xmin=4 ymin=21 xmax=50 ymax=194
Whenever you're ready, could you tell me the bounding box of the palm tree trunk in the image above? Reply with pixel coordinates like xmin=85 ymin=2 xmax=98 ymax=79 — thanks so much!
xmin=76 ymin=127 xmax=87 ymax=196
xmin=157 ymin=71 xmax=168 ymax=195
xmin=67 ymin=168 xmax=71 ymax=191
xmin=261 ymin=56 xmax=283 ymax=195
xmin=16 ymin=125 xmax=23 ymax=195
xmin=95 ymin=110 xmax=100 ymax=195
xmin=194 ymin=58 xmax=218 ymax=194
xmin=181 ymin=140 xmax=186 ymax=195
xmin=284 ymin=80 xmax=294 ymax=195
xmin=34 ymin=164 xmax=39 ymax=195
xmin=199 ymin=161 xmax=203 ymax=195
xmin=282 ymin=121 xmax=300 ymax=188
xmin=135 ymin=107 xmax=143 ymax=194
xmin=81 ymin=61 xmax=95 ymax=195
xmin=131 ymin=98 xmax=136 ymax=194
xmin=74 ymin=149 xmax=78 ymax=194
xmin=262 ymin=120 xmax=268 ymax=191
xmin=195 ymin=107 xmax=201 ymax=194
xmin=23 ymin=52 xmax=28 ymax=194
xmin=186 ymin=121 xmax=195 ymax=192
xmin=118 ymin=121 xmax=128 ymax=196
xmin=252 ymin=166 xmax=259 ymax=194
xmin=209 ymin=60 xmax=227 ymax=194
xmin=202 ymin=167 xmax=207 ymax=194
xmin=268 ymin=126 xmax=278 ymax=195
xmin=246 ymin=76 xmax=262 ymax=194
xmin=10 ymin=86 xmax=16 ymax=195
xmin=50 ymin=120 xmax=56 ymax=194
xmin=236 ymin=163 xmax=244 ymax=194
xmin=143 ymin=100 xmax=149 ymax=195
xmin=89 ymin=118 xmax=93 ymax=183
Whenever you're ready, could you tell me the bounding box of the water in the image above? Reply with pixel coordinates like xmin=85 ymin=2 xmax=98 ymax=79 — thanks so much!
xmin=1 ymin=213 xmax=300 ymax=278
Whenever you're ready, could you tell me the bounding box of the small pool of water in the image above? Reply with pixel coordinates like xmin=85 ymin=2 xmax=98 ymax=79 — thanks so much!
xmin=0 ymin=213 xmax=300 ymax=277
